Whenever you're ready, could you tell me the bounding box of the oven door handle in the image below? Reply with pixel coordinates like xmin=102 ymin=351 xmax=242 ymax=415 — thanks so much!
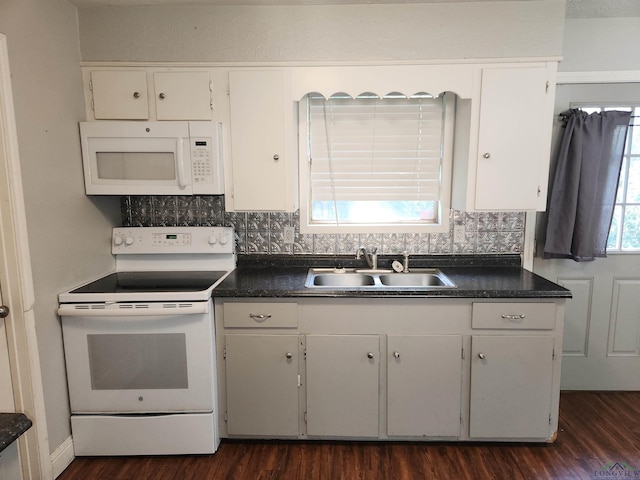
xmin=57 ymin=302 xmax=209 ymax=317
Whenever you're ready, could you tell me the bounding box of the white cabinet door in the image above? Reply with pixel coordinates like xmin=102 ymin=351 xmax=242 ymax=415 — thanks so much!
xmin=306 ymin=335 xmax=379 ymax=438
xmin=91 ymin=70 xmax=149 ymax=120
xmin=225 ymin=334 xmax=299 ymax=437
xmin=228 ymin=69 xmax=293 ymax=211
xmin=153 ymin=72 xmax=212 ymax=120
xmin=474 ymin=66 xmax=552 ymax=211
xmin=387 ymin=335 xmax=462 ymax=437
xmin=470 ymin=335 xmax=555 ymax=439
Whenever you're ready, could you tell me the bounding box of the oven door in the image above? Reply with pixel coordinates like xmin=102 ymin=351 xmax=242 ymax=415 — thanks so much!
xmin=59 ymin=300 xmax=214 ymax=414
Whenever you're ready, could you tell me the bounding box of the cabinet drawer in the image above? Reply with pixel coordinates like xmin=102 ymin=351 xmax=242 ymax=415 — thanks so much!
xmin=223 ymin=302 xmax=298 ymax=328
xmin=472 ymin=303 xmax=556 ymax=330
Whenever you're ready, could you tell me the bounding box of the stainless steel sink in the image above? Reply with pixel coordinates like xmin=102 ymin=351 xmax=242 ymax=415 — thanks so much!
xmin=311 ymin=272 xmax=376 ymax=287
xmin=305 ymin=268 xmax=456 ymax=290
xmin=378 ymin=272 xmax=456 ymax=288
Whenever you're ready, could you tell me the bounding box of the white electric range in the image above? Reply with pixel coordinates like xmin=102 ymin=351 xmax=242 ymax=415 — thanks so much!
xmin=58 ymin=226 xmax=235 ymax=456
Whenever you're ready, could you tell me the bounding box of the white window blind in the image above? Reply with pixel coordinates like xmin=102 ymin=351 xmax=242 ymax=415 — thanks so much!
xmin=308 ymin=94 xmax=445 ymax=205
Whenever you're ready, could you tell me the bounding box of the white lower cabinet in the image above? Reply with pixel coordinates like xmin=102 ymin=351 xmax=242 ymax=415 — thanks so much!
xmin=216 ymin=298 xmax=564 ymax=442
xmin=224 ymin=334 xmax=299 ymax=436
xmin=387 ymin=335 xmax=463 ymax=437
xmin=469 ymin=335 xmax=555 ymax=439
xmin=306 ymin=335 xmax=380 ymax=438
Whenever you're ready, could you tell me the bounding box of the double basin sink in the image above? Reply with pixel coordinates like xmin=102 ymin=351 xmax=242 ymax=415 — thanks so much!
xmin=305 ymin=268 xmax=456 ymax=290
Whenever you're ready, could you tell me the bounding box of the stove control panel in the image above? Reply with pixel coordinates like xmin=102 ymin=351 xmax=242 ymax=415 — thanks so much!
xmin=112 ymin=227 xmax=235 ymax=255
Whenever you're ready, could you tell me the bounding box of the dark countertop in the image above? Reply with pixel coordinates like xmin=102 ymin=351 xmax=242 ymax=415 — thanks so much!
xmin=0 ymin=413 xmax=32 ymax=453
xmin=212 ymin=255 xmax=571 ymax=299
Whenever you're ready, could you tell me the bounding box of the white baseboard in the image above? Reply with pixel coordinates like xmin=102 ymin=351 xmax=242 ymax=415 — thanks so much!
xmin=50 ymin=436 xmax=74 ymax=479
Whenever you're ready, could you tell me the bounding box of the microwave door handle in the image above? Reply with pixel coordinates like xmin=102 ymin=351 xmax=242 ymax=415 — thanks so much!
xmin=176 ymin=138 xmax=188 ymax=189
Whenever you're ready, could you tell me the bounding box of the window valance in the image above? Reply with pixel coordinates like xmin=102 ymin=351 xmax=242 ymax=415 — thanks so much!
xmin=291 ymin=64 xmax=474 ymax=100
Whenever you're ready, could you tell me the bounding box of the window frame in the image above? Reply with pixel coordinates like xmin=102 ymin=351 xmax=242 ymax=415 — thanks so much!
xmin=298 ymin=92 xmax=455 ymax=234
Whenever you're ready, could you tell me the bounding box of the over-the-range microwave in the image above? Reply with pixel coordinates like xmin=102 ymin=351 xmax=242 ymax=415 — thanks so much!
xmin=79 ymin=121 xmax=224 ymax=195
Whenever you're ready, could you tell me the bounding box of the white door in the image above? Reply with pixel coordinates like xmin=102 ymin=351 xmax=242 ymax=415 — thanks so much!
xmin=0 ymin=39 xmax=23 ymax=477
xmin=0 ymin=295 xmax=14 ymax=407
xmin=534 ymin=82 xmax=640 ymax=390
xmin=0 ymin=33 xmax=50 ymax=479
xmin=0 ymin=289 xmax=22 ymax=480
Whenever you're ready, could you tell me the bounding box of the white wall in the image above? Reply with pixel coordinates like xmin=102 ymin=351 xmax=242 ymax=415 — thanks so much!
xmin=561 ymin=17 xmax=640 ymax=72
xmin=77 ymin=1 xmax=565 ymax=62
xmin=0 ymin=0 xmax=119 ymax=454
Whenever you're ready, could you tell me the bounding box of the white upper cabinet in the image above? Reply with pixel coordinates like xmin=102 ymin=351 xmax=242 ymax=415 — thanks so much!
xmin=82 ymin=61 xmax=558 ymax=213
xmin=88 ymin=70 xmax=212 ymax=121
xmin=453 ymin=63 xmax=557 ymax=212
xmin=153 ymin=72 xmax=212 ymax=120
xmin=90 ymin=70 xmax=149 ymax=120
xmin=228 ymin=69 xmax=297 ymax=212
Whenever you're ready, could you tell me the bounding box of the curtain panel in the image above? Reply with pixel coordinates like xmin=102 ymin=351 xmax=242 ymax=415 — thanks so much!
xmin=543 ymin=109 xmax=631 ymax=262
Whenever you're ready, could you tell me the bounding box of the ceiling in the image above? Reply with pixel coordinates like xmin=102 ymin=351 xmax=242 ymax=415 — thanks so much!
xmin=66 ymin=0 xmax=640 ymax=19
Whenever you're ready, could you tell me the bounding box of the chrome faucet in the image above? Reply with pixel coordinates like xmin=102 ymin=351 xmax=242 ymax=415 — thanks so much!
xmin=356 ymin=246 xmax=378 ymax=270
xmin=402 ymin=251 xmax=410 ymax=273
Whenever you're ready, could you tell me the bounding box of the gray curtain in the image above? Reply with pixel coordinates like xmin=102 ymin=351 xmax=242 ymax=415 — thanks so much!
xmin=544 ymin=109 xmax=631 ymax=262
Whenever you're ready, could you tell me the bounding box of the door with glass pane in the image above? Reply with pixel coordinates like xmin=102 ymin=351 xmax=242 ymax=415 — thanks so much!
xmin=534 ymin=82 xmax=640 ymax=389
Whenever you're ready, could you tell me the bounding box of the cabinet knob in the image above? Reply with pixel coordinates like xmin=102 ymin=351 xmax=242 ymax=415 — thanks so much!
xmin=393 ymin=351 xmax=400 ymax=359
xmin=478 ymin=352 xmax=487 ymax=360
xmin=286 ymin=352 xmax=293 ymax=359
xmin=273 ymin=154 xmax=280 ymax=161
xmin=133 ymin=91 xmax=141 ymax=99
xmin=367 ymin=352 xmax=374 ymax=359
xmin=483 ymin=152 xmax=491 ymax=159
xmin=0 ymin=305 xmax=9 ymax=318
xmin=159 ymin=92 xmax=166 ymax=100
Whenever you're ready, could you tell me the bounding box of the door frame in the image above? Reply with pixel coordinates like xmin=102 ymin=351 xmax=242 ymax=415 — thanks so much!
xmin=0 ymin=33 xmax=52 ymax=480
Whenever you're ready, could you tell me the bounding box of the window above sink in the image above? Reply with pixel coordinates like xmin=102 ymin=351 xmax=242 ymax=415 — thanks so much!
xmin=299 ymin=92 xmax=456 ymax=235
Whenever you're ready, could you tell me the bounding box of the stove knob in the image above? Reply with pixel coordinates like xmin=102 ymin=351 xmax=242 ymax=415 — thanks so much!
xmin=208 ymin=235 xmax=218 ymax=245
xmin=124 ymin=235 xmax=135 ymax=246
xmin=219 ymin=234 xmax=229 ymax=245
xmin=113 ymin=236 xmax=124 ymax=246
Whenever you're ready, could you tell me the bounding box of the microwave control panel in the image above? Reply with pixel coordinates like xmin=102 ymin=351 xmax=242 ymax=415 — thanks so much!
xmin=191 ymin=137 xmax=213 ymax=186
xmin=189 ymin=121 xmax=224 ymax=195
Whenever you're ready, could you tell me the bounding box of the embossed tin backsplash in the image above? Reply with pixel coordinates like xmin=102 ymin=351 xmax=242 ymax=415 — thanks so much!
xmin=120 ymin=195 xmax=525 ymax=255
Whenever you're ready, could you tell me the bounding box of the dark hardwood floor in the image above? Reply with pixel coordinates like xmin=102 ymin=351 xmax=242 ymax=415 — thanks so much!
xmin=57 ymin=392 xmax=640 ymax=480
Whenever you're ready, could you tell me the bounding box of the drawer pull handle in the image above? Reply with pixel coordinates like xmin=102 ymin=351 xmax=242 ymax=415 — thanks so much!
xmin=249 ymin=313 xmax=272 ymax=321
xmin=502 ymin=314 xmax=526 ymax=320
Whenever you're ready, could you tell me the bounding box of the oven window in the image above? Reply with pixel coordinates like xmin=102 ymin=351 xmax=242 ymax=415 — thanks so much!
xmin=87 ymin=333 xmax=188 ymax=390
xmin=96 ymin=152 xmax=176 ymax=180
